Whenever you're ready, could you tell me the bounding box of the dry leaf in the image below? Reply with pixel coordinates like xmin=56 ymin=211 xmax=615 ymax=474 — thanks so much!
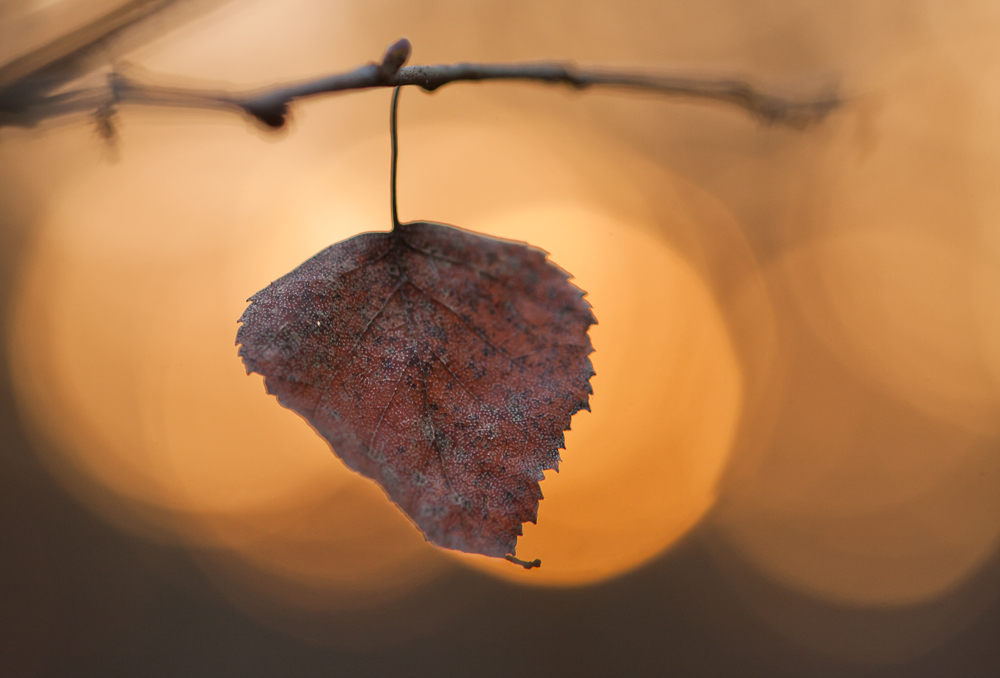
xmin=237 ymin=220 xmax=595 ymax=560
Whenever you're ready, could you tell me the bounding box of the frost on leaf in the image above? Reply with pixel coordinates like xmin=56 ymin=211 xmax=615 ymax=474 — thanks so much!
xmin=236 ymin=221 xmax=595 ymax=559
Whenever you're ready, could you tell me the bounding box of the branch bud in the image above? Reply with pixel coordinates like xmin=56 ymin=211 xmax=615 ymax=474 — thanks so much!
xmin=378 ymin=38 xmax=412 ymax=81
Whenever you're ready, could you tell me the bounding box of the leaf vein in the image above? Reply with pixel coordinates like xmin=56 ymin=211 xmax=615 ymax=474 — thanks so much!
xmin=310 ymin=281 xmax=403 ymax=419
xmin=368 ymin=353 xmax=417 ymax=457
xmin=405 ymin=281 xmax=512 ymax=361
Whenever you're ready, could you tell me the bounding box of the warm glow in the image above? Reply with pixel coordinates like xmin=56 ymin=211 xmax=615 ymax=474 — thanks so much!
xmin=454 ymin=204 xmax=741 ymax=585
xmin=364 ymin=119 xmax=744 ymax=584
xmin=4 ymin=0 xmax=1000 ymax=668
xmin=10 ymin=102 xmax=742 ymax=598
xmin=9 ymin=125 xmax=449 ymax=604
xmin=712 ymin=41 xmax=1000 ymax=608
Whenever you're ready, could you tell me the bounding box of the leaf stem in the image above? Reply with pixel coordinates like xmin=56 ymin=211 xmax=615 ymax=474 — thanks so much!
xmin=390 ymin=85 xmax=401 ymax=230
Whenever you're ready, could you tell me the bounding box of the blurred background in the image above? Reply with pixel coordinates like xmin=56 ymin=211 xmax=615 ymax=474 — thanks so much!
xmin=2 ymin=0 xmax=999 ymax=675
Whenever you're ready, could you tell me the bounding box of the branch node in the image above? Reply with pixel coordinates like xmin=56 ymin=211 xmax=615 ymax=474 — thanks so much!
xmin=94 ymin=70 xmax=123 ymax=143
xmin=93 ymin=103 xmax=117 ymax=143
xmin=563 ymin=66 xmax=588 ymax=90
xmin=242 ymin=97 xmax=289 ymax=129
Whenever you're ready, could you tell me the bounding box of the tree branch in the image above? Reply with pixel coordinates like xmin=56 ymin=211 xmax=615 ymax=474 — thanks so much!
xmin=0 ymin=37 xmax=840 ymax=131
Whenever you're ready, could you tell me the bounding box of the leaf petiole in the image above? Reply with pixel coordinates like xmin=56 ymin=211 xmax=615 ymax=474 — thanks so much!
xmin=390 ymin=85 xmax=402 ymax=231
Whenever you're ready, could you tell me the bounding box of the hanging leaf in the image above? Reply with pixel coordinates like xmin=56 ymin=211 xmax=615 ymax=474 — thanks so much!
xmin=236 ymin=220 xmax=595 ymax=562
xmin=237 ymin=87 xmax=594 ymax=565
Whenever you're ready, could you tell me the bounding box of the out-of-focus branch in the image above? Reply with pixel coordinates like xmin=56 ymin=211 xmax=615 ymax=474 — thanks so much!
xmin=0 ymin=37 xmax=841 ymax=131
xmin=0 ymin=0 xmax=227 ymax=116
xmin=0 ymin=0 xmax=179 ymax=93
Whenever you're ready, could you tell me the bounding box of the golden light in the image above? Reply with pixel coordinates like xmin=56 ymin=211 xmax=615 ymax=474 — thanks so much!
xmin=346 ymin=117 xmax=744 ymax=584
xmin=778 ymin=53 xmax=1000 ymax=437
xmin=5 ymin=0 xmax=1000 ymax=669
xmin=10 ymin=97 xmax=744 ymax=596
xmin=9 ymin=123 xmax=450 ymax=607
xmin=457 ymin=202 xmax=742 ymax=585
xmin=713 ymin=38 xmax=1000 ymax=609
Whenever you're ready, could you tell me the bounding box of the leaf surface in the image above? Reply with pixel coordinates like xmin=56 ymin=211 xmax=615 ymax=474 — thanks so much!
xmin=236 ymin=221 xmax=595 ymax=558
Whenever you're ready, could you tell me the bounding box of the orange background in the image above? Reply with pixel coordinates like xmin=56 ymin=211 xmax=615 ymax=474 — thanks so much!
xmin=2 ymin=0 xmax=999 ymax=674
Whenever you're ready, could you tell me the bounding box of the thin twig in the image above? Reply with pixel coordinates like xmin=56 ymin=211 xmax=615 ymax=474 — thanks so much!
xmin=0 ymin=37 xmax=840 ymax=131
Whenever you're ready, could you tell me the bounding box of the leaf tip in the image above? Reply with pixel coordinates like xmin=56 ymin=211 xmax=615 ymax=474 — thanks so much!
xmin=505 ymin=554 xmax=542 ymax=569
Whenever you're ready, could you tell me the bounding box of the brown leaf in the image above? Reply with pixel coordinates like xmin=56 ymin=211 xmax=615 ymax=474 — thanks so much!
xmin=236 ymin=220 xmax=595 ymax=559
